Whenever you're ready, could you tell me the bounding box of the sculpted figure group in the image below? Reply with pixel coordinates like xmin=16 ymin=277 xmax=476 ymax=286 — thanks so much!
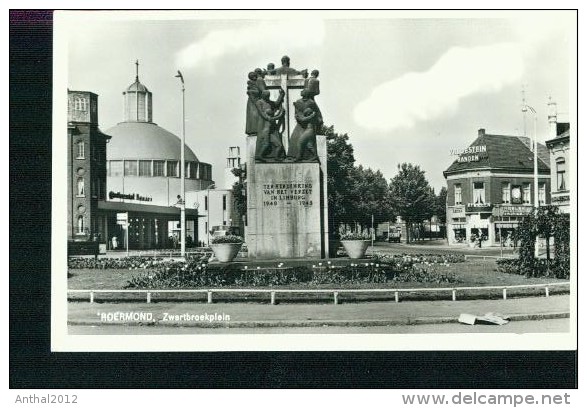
xmin=245 ymin=56 xmax=322 ymax=163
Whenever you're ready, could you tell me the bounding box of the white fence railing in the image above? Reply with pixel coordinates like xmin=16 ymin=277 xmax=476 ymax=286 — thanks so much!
xmin=68 ymin=282 xmax=570 ymax=305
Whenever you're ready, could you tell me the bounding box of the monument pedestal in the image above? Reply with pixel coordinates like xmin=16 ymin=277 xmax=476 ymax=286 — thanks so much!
xmin=246 ymin=136 xmax=329 ymax=259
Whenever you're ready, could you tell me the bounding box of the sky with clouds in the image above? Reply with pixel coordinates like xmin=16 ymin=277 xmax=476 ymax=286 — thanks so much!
xmin=63 ymin=11 xmax=575 ymax=190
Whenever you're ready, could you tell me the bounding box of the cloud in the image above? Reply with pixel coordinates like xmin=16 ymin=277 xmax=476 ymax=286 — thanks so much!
xmin=511 ymin=15 xmax=570 ymax=47
xmin=175 ymin=19 xmax=325 ymax=70
xmin=353 ymin=43 xmax=524 ymax=132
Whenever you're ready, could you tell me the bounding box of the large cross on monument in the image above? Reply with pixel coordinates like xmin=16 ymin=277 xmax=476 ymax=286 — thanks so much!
xmin=264 ymin=69 xmax=305 ymax=154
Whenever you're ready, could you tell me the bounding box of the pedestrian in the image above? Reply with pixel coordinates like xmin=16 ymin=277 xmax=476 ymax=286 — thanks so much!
xmin=111 ymin=236 xmax=118 ymax=250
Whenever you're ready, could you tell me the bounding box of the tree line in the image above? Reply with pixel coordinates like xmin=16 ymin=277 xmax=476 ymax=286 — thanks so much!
xmin=324 ymin=125 xmax=446 ymax=242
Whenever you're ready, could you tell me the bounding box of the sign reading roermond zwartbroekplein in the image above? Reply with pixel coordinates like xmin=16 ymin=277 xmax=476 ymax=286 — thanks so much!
xmin=245 ymin=56 xmax=329 ymax=259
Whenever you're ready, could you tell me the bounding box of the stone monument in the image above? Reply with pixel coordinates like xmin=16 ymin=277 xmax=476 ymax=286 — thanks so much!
xmin=245 ymin=56 xmax=329 ymax=259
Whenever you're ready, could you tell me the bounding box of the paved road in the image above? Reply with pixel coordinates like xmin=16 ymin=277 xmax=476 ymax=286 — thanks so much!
xmin=69 ymin=318 xmax=569 ymax=335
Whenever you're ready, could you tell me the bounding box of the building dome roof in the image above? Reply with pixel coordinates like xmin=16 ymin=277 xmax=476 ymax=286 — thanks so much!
xmin=125 ymin=80 xmax=149 ymax=93
xmin=105 ymin=121 xmax=199 ymax=162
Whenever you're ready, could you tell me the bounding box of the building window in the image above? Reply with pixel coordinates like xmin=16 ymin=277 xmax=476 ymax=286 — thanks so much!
xmin=204 ymin=196 xmax=208 ymax=211
xmin=454 ymin=184 xmax=462 ymax=205
xmin=501 ymin=183 xmax=511 ymax=204
xmin=139 ymin=160 xmax=152 ymax=177
xmin=109 ymin=160 xmax=123 ymax=177
xmin=167 ymin=161 xmax=178 ymax=177
xmin=556 ymin=159 xmax=566 ymax=191
xmin=222 ymin=195 xmax=227 ymax=211
xmin=76 ymin=177 xmax=85 ymax=197
xmin=184 ymin=162 xmax=190 ymax=179
xmin=124 ymin=160 xmax=138 ymax=176
xmin=76 ymin=141 xmax=85 ymax=159
xmin=539 ymin=183 xmax=546 ymax=205
xmin=522 ymin=183 xmax=531 ymax=204
xmin=74 ymin=97 xmax=87 ymax=111
xmin=473 ymin=182 xmax=485 ymax=204
xmin=76 ymin=215 xmax=85 ymax=234
xmin=153 ymin=160 xmax=165 ymax=177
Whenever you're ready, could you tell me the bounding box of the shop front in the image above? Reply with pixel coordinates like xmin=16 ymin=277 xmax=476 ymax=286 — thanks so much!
xmin=96 ymin=200 xmax=200 ymax=250
xmin=491 ymin=205 xmax=533 ymax=248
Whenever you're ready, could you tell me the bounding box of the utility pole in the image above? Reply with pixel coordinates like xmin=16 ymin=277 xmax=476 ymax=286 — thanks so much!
xmin=175 ymin=70 xmax=186 ymax=258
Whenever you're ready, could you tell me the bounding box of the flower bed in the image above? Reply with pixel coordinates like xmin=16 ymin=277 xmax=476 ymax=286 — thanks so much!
xmin=124 ymin=257 xmax=460 ymax=289
xmin=373 ymin=253 xmax=466 ymax=265
xmin=69 ymin=256 xmax=181 ymax=270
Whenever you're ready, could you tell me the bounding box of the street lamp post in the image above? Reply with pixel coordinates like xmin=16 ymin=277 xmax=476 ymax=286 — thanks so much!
xmin=206 ymin=183 xmax=216 ymax=246
xmin=524 ymin=103 xmax=540 ymax=258
xmin=523 ymin=104 xmax=539 ymax=209
xmin=175 ymin=70 xmax=186 ymax=258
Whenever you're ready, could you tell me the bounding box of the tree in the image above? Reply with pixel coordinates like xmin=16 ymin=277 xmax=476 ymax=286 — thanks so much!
xmin=435 ymin=187 xmax=448 ymax=239
xmin=534 ymin=205 xmax=559 ymax=262
xmin=230 ymin=167 xmax=246 ymax=233
xmin=324 ymin=125 xmax=357 ymax=238
xmin=435 ymin=187 xmax=447 ymax=224
xmin=350 ymin=165 xmax=395 ymax=230
xmin=552 ymin=212 xmax=570 ymax=279
xmin=516 ymin=205 xmax=570 ymax=278
xmin=388 ymin=163 xmax=435 ymax=243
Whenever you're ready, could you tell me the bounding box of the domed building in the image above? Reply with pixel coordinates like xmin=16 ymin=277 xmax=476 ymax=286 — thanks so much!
xmin=93 ymin=65 xmax=214 ymax=250
xmin=106 ymin=67 xmax=213 ymax=207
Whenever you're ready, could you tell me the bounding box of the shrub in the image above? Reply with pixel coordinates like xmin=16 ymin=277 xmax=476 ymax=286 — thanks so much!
xmin=210 ymin=235 xmax=243 ymax=244
xmin=496 ymin=258 xmax=569 ymax=280
xmin=496 ymin=259 xmax=521 ymax=275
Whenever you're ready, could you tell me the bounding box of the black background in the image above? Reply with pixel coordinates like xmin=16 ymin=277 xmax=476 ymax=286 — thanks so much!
xmin=9 ymin=9 xmax=577 ymax=389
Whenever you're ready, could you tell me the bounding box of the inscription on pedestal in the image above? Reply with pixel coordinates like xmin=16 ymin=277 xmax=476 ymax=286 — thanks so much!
xmin=247 ymin=163 xmax=322 ymax=259
xmin=262 ymin=182 xmax=314 ymax=208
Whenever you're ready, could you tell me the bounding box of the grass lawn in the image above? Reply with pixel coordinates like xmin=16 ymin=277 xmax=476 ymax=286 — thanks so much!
xmin=67 ymin=259 xmax=569 ymax=303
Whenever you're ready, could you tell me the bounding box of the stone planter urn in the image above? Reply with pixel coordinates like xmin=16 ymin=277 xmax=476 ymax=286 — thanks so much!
xmin=341 ymin=240 xmax=370 ymax=259
xmin=210 ymin=243 xmax=243 ymax=262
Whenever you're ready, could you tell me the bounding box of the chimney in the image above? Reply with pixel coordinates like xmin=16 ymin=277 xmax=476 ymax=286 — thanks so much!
xmin=478 ymin=128 xmax=485 ymax=137
xmin=547 ymin=97 xmax=557 ymax=139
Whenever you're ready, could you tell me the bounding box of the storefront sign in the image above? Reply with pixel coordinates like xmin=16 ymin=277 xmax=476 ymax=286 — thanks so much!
xmin=551 ymin=194 xmax=569 ymax=203
xmin=493 ymin=205 xmax=533 ymax=217
xmin=465 ymin=204 xmax=493 ymax=213
xmin=450 ymin=145 xmax=487 ymax=155
xmin=109 ymin=191 xmax=153 ymax=202
xmin=450 ymin=145 xmax=488 ymax=162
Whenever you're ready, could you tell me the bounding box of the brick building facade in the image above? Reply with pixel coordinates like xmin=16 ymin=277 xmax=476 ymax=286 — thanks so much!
xmin=444 ymin=128 xmax=551 ymax=246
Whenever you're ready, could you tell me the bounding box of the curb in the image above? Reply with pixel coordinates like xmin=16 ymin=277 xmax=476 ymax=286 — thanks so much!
xmin=68 ymin=311 xmax=570 ymax=328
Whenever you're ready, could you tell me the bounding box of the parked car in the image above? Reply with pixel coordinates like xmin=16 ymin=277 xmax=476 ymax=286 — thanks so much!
xmin=388 ymin=228 xmax=402 ymax=243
